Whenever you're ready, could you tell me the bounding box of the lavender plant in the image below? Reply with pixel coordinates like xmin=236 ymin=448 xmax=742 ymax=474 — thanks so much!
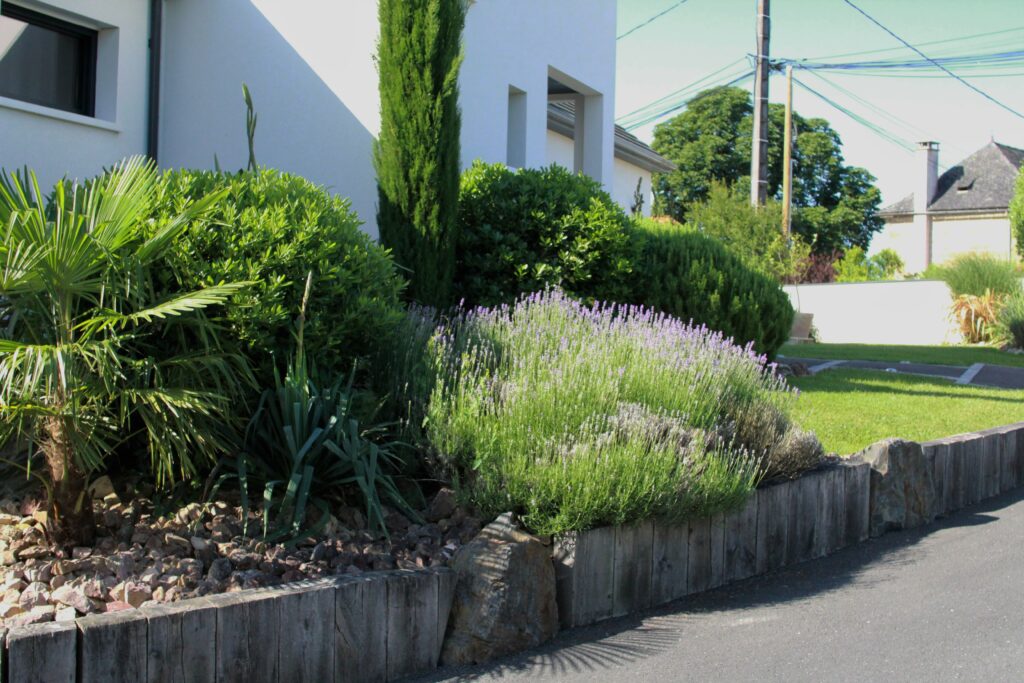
xmin=423 ymin=290 xmax=820 ymax=535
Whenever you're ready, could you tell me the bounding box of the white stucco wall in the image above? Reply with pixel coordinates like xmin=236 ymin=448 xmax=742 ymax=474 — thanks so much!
xmin=612 ymin=157 xmax=653 ymax=217
xmin=931 ymin=216 xmax=1015 ymax=265
xmin=0 ymin=0 xmax=150 ymax=189
xmin=873 ymin=214 xmax=1016 ymax=273
xmin=546 ymin=130 xmax=575 ymax=170
xmin=159 ymin=0 xmax=381 ymax=233
xmin=784 ymin=280 xmax=960 ymax=345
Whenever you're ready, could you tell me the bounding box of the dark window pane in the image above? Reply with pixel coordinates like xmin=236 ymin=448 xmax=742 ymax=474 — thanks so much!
xmin=0 ymin=6 xmax=96 ymax=116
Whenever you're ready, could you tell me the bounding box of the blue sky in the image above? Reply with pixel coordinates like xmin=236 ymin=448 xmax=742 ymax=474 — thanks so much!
xmin=615 ymin=0 xmax=1024 ymax=206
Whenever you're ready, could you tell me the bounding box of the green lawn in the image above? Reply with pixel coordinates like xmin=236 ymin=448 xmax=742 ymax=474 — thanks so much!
xmin=780 ymin=342 xmax=1024 ymax=369
xmin=790 ymin=369 xmax=1024 ymax=456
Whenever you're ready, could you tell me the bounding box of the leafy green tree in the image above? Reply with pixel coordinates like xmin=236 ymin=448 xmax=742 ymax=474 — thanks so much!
xmin=1011 ymin=166 xmax=1024 ymax=260
xmin=652 ymin=86 xmax=883 ymax=253
xmin=374 ymin=0 xmax=465 ymax=307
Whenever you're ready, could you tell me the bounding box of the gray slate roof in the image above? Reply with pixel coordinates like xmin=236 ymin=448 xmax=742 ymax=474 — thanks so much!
xmin=547 ymin=101 xmax=677 ymax=174
xmin=880 ymin=141 xmax=1024 ymax=217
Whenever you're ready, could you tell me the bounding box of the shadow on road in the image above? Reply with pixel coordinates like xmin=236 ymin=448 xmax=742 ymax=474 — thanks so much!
xmin=415 ymin=488 xmax=1024 ymax=682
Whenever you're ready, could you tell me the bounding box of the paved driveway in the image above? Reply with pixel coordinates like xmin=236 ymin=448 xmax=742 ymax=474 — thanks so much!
xmin=418 ymin=489 xmax=1024 ymax=682
xmin=781 ymin=356 xmax=1024 ymax=389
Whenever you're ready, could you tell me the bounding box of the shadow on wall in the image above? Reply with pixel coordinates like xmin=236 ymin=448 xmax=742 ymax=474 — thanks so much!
xmin=411 ymin=488 xmax=1020 ymax=682
xmin=158 ymin=0 xmax=380 ymax=236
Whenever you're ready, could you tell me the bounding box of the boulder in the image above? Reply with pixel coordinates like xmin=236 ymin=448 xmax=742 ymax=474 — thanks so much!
xmin=440 ymin=513 xmax=558 ymax=666
xmin=855 ymin=439 xmax=936 ymax=537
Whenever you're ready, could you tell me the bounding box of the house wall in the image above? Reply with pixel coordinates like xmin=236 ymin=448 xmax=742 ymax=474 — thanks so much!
xmin=159 ymin=0 xmax=617 ymax=239
xmin=0 ymin=0 xmax=150 ymax=189
xmin=873 ymin=214 xmax=1015 ymax=273
xmin=546 ymin=130 xmax=575 ymax=169
xmin=612 ymin=158 xmax=653 ymax=217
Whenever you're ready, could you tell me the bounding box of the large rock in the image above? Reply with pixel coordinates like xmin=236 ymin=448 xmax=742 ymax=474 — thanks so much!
xmin=440 ymin=513 xmax=558 ymax=666
xmin=855 ymin=439 xmax=936 ymax=537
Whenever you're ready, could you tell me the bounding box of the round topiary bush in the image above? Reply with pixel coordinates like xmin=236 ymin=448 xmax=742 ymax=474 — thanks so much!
xmin=454 ymin=162 xmax=633 ymax=306
xmin=149 ymin=168 xmax=406 ymax=385
xmin=627 ymin=219 xmax=795 ymax=359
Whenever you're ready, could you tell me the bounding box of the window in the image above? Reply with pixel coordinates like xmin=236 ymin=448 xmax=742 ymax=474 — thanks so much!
xmin=0 ymin=3 xmax=97 ymax=116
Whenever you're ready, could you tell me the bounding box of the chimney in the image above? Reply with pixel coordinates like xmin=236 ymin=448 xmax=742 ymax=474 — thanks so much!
xmin=914 ymin=141 xmax=939 ymax=215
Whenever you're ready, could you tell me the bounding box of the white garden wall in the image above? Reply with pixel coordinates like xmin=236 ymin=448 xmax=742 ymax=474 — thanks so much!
xmin=0 ymin=0 xmax=150 ymax=189
xmin=784 ymin=280 xmax=960 ymax=345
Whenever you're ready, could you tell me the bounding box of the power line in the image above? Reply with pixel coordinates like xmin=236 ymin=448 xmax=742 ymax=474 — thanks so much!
xmin=792 ymin=75 xmax=917 ymax=152
xmin=618 ymin=0 xmax=691 ymax=41
xmin=617 ymin=58 xmax=748 ymax=125
xmin=623 ymin=70 xmax=755 ymax=131
xmin=842 ymin=0 xmax=1024 ymax=121
xmin=807 ymin=25 xmax=1024 ymax=62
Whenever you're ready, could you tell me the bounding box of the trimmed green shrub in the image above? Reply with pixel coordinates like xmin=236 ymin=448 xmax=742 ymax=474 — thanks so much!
xmin=627 ymin=219 xmax=795 ymax=359
xmin=375 ymin=0 xmax=465 ymax=307
xmin=834 ymin=246 xmax=904 ymax=282
xmin=454 ymin=162 xmax=633 ymax=306
xmin=994 ymin=291 xmax=1024 ymax=349
xmin=925 ymin=252 xmax=1021 ymax=298
xmin=422 ymin=290 xmax=816 ymax=535
xmin=150 ymin=168 xmax=406 ymax=386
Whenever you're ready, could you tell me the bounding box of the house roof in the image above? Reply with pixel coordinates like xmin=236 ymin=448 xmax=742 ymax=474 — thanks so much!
xmin=880 ymin=141 xmax=1024 ymax=217
xmin=547 ymin=101 xmax=677 ymax=174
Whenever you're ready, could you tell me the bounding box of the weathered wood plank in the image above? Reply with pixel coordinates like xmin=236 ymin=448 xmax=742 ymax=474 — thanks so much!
xmin=436 ymin=568 xmax=457 ymax=661
xmin=651 ymin=522 xmax=688 ymax=605
xmin=78 ymin=608 xmax=148 ymax=683
xmin=724 ymin=494 xmax=758 ymax=583
xmin=812 ymin=469 xmax=834 ymax=559
xmin=765 ymin=483 xmax=786 ymax=573
xmin=8 ymin=622 xmax=75 ymax=683
xmin=613 ymin=521 xmax=654 ymax=616
xmin=784 ymin=474 xmax=817 ymax=566
xmin=1015 ymin=425 xmax=1024 ymax=487
xmin=211 ymin=589 xmax=280 ymax=683
xmin=984 ymin=433 xmax=1001 ymax=499
xmin=386 ymin=570 xmax=438 ymax=681
xmin=1001 ymin=429 xmax=1018 ymax=493
xmin=335 ymin=575 xmax=387 ymax=683
xmin=687 ymin=517 xmax=711 ymax=594
xmin=932 ymin=443 xmax=953 ymax=518
xmin=568 ymin=526 xmax=615 ymax=627
xmin=843 ymin=461 xmax=870 ymax=545
xmin=826 ymin=466 xmax=847 ymax=554
xmin=950 ymin=438 xmax=967 ymax=512
xmin=708 ymin=513 xmax=726 ymax=590
xmin=144 ymin=597 xmax=217 ymax=683
xmin=277 ymin=583 xmax=335 ymax=683
xmin=964 ymin=435 xmax=983 ymax=506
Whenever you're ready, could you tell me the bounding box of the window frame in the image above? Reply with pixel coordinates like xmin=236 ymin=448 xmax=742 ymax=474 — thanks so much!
xmin=0 ymin=2 xmax=98 ymax=117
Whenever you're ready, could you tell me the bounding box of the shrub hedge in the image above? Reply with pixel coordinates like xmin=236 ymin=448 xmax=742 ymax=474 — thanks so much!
xmin=454 ymin=162 xmax=633 ymax=306
xmin=627 ymin=219 xmax=795 ymax=359
xmin=149 ymin=169 xmax=406 ymax=385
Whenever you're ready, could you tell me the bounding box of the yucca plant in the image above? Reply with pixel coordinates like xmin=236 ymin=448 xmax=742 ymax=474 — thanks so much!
xmin=0 ymin=157 xmax=252 ymax=546
xmin=235 ymin=275 xmax=417 ymax=542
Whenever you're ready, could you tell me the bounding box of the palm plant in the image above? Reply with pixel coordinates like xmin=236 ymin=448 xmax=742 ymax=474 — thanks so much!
xmin=0 ymin=157 xmax=252 ymax=546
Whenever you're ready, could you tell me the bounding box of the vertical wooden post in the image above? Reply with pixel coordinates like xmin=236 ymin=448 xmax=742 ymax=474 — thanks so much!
xmin=750 ymin=0 xmax=771 ymax=206
xmin=781 ymin=64 xmax=794 ymax=236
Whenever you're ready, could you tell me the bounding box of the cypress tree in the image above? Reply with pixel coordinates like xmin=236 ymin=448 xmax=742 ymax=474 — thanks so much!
xmin=374 ymin=0 xmax=465 ymax=307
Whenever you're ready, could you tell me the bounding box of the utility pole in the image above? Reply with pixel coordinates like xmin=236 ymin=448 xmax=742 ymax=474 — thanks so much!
xmin=781 ymin=64 xmax=793 ymax=236
xmin=750 ymin=0 xmax=770 ymax=206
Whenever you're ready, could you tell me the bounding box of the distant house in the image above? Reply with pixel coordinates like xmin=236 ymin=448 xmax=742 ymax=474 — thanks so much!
xmin=873 ymin=141 xmax=1024 ymax=272
xmin=0 ymin=0 xmax=672 ymax=235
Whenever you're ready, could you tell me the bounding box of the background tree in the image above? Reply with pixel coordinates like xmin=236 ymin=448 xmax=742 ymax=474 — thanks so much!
xmin=652 ymin=86 xmax=883 ymax=253
xmin=374 ymin=0 xmax=465 ymax=307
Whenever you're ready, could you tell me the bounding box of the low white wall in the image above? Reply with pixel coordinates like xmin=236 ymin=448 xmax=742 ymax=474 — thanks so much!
xmin=784 ymin=280 xmax=959 ymax=345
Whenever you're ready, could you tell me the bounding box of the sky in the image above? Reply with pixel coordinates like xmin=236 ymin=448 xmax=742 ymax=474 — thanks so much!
xmin=615 ymin=0 xmax=1024 ymax=206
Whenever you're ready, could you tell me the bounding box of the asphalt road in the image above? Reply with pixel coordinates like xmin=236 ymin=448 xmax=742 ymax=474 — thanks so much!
xmin=418 ymin=488 xmax=1024 ymax=683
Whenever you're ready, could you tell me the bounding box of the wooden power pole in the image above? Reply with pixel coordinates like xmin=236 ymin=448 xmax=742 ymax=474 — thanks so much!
xmin=750 ymin=0 xmax=770 ymax=206
xmin=781 ymin=64 xmax=794 ymax=237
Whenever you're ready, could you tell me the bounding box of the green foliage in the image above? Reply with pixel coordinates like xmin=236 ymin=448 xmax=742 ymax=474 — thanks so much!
xmin=685 ymin=181 xmax=811 ymax=282
xmin=230 ymin=274 xmax=417 ymax=541
xmin=626 ymin=219 xmax=795 ymax=359
xmin=925 ymin=252 xmax=1021 ymax=298
xmin=374 ymin=0 xmax=465 ymax=307
xmin=834 ymin=247 xmax=904 ymax=282
xmin=651 ymin=86 xmax=883 ymax=252
xmin=423 ymin=290 xmax=814 ymax=535
xmin=454 ymin=162 xmax=633 ymax=306
xmin=0 ymin=157 xmax=252 ymax=545
xmin=149 ymin=168 xmax=405 ymax=387
xmin=994 ymin=291 xmax=1024 ymax=349
xmin=1012 ymin=167 xmax=1024 ymax=260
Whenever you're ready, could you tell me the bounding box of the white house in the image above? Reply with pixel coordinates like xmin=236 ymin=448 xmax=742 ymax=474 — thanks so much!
xmin=0 ymin=0 xmax=672 ymax=237
xmin=872 ymin=140 xmax=1024 ymax=273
